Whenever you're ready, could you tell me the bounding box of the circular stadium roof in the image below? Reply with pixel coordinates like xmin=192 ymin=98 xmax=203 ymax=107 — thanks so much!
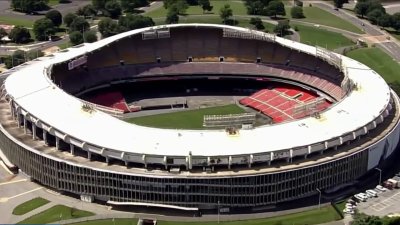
xmin=4 ymin=24 xmax=391 ymax=157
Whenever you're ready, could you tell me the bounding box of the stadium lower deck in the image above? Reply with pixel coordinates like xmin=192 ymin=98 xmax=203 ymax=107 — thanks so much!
xmin=81 ymin=79 xmax=332 ymax=125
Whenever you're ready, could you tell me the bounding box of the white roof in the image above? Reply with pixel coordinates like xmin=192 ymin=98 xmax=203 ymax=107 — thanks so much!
xmin=5 ymin=24 xmax=391 ymax=157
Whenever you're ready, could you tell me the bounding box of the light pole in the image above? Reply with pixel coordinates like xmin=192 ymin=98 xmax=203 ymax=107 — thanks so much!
xmin=316 ymin=188 xmax=321 ymax=210
xmin=217 ymin=200 xmax=220 ymax=224
xmin=375 ymin=167 xmax=382 ymax=185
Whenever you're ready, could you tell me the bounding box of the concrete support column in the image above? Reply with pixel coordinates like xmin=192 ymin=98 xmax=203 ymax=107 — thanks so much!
xmin=105 ymin=156 xmax=110 ymax=165
xmin=16 ymin=113 xmax=21 ymax=128
xmin=23 ymin=116 xmax=27 ymax=134
xmin=334 ymin=145 xmax=338 ymax=150
xmin=55 ymin=136 xmax=60 ymax=150
xmin=32 ymin=124 xmax=37 ymax=140
xmin=87 ymin=151 xmax=92 ymax=160
xmin=69 ymin=144 xmax=75 ymax=155
xmin=267 ymin=161 xmax=271 ymax=166
xmin=43 ymin=130 xmax=48 ymax=145
xmin=286 ymin=157 xmax=290 ymax=163
xmin=304 ymin=154 xmax=308 ymax=159
xmin=124 ymin=161 xmax=129 ymax=167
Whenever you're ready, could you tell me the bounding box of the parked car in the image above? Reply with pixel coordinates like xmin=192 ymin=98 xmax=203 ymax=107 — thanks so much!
xmin=351 ymin=196 xmax=361 ymax=203
xmin=343 ymin=208 xmax=355 ymax=214
xmin=383 ymin=181 xmax=395 ymax=190
xmin=345 ymin=203 xmax=356 ymax=209
xmin=354 ymin=194 xmax=367 ymax=202
xmin=366 ymin=189 xmax=378 ymax=197
xmin=376 ymin=185 xmax=388 ymax=192
xmin=359 ymin=193 xmax=368 ymax=199
xmin=347 ymin=199 xmax=356 ymax=205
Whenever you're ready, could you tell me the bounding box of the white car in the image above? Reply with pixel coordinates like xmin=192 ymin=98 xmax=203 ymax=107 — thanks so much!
xmin=359 ymin=193 xmax=368 ymax=199
xmin=376 ymin=185 xmax=388 ymax=192
xmin=354 ymin=194 xmax=367 ymax=202
xmin=343 ymin=208 xmax=355 ymax=214
xmin=366 ymin=189 xmax=378 ymax=197
xmin=345 ymin=203 xmax=356 ymax=209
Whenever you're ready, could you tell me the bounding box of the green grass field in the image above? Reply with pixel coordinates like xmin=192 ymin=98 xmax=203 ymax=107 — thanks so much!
xmin=294 ymin=24 xmax=354 ymax=50
xmin=12 ymin=197 xmax=50 ymax=215
xmin=345 ymin=47 xmax=400 ymax=83
xmin=286 ymin=6 xmax=363 ymax=34
xmin=17 ymin=205 xmax=95 ymax=224
xmin=145 ymin=0 xmax=247 ymax=18
xmin=0 ymin=16 xmax=34 ymax=27
xmin=68 ymin=205 xmax=341 ymax=225
xmin=127 ymin=104 xmax=246 ymax=129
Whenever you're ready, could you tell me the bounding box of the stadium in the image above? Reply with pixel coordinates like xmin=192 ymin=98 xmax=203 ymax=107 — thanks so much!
xmin=0 ymin=23 xmax=400 ymax=213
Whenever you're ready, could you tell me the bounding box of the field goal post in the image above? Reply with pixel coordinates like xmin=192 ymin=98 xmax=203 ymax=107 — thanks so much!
xmin=203 ymin=113 xmax=256 ymax=130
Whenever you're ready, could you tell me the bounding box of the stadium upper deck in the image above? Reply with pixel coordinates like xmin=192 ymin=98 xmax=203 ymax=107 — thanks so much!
xmin=2 ymin=24 xmax=392 ymax=166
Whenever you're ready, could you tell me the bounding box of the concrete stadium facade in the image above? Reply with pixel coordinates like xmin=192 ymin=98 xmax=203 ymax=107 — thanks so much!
xmin=0 ymin=24 xmax=400 ymax=212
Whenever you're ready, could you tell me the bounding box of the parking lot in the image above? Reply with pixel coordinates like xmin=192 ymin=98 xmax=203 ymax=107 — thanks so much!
xmin=356 ymin=181 xmax=400 ymax=216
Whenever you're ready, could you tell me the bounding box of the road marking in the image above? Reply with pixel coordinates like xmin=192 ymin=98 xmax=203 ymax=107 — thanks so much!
xmin=0 ymin=161 xmax=13 ymax=175
xmin=0 ymin=179 xmax=27 ymax=186
xmin=0 ymin=187 xmax=43 ymax=203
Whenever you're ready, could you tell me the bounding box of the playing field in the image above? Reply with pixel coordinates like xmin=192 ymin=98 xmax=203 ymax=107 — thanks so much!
xmin=126 ymin=104 xmax=246 ymax=129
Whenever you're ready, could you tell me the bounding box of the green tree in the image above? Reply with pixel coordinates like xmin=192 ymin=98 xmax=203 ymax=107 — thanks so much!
xmin=0 ymin=28 xmax=8 ymax=41
xmin=377 ymin=13 xmax=392 ymax=28
xmin=163 ymin=0 xmax=188 ymax=14
xmin=92 ymin=0 xmax=107 ymax=10
xmin=333 ymin=0 xmax=348 ymax=9
xmin=120 ymin=0 xmax=149 ymax=12
xmin=352 ymin=214 xmax=382 ymax=225
xmin=219 ymin=4 xmax=233 ymax=24
xmin=273 ymin=20 xmax=291 ymax=36
xmin=33 ymin=18 xmax=55 ymax=41
xmin=83 ymin=30 xmax=97 ymax=43
xmin=367 ymin=0 xmax=385 ymax=14
xmin=392 ymin=12 xmax=400 ymax=31
xmin=11 ymin=0 xmax=49 ymax=13
xmin=266 ymin=0 xmax=285 ymax=18
xmin=5 ymin=50 xmax=26 ymax=69
xmin=198 ymin=0 xmax=213 ymax=13
xmin=354 ymin=1 xmax=369 ymax=18
xmin=69 ymin=31 xmax=84 ymax=46
xmin=69 ymin=17 xmax=90 ymax=33
xmin=64 ymin=13 xmax=78 ymax=27
xmin=166 ymin=7 xmax=179 ymax=24
xmin=45 ymin=10 xmax=62 ymax=27
xmin=105 ymin=0 xmax=122 ymax=19
xmin=98 ymin=17 xmax=120 ymax=37
xmin=244 ymin=0 xmax=269 ymax=15
xmin=367 ymin=8 xmax=384 ymax=24
xmin=291 ymin=6 xmax=304 ymax=18
xmin=250 ymin=17 xmax=265 ymax=30
xmin=8 ymin=26 xmax=31 ymax=43
xmin=118 ymin=14 xmax=155 ymax=32
xmin=76 ymin=4 xmax=97 ymax=18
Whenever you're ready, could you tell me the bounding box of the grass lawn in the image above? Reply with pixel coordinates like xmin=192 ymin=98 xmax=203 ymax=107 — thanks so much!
xmin=385 ymin=28 xmax=400 ymax=41
xmin=71 ymin=205 xmax=341 ymax=225
xmin=158 ymin=206 xmax=341 ymax=225
xmin=127 ymin=104 xmax=246 ymax=129
xmin=294 ymin=24 xmax=354 ymax=50
xmin=12 ymin=197 xmax=50 ymax=215
xmin=49 ymin=0 xmax=61 ymax=6
xmin=345 ymin=47 xmax=400 ymax=84
xmin=285 ymin=6 xmax=364 ymax=34
xmin=145 ymin=0 xmax=247 ymax=18
xmin=17 ymin=205 xmax=95 ymax=224
xmin=0 ymin=16 xmax=34 ymax=28
xmin=154 ymin=15 xmax=275 ymax=32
